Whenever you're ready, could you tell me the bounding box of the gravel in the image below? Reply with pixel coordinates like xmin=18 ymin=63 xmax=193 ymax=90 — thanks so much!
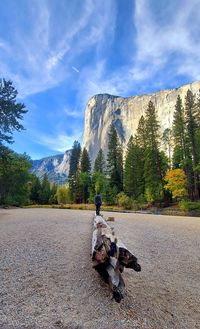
xmin=0 ymin=208 xmax=200 ymax=329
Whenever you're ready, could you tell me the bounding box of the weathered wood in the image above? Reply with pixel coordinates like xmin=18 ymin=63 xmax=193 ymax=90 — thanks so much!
xmin=92 ymin=214 xmax=141 ymax=302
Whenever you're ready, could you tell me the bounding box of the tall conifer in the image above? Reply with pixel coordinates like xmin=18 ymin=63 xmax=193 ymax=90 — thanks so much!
xmin=107 ymin=123 xmax=123 ymax=193
xmin=144 ymin=101 xmax=163 ymax=203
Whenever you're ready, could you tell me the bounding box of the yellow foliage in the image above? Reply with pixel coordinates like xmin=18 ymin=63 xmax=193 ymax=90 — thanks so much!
xmin=164 ymin=168 xmax=188 ymax=199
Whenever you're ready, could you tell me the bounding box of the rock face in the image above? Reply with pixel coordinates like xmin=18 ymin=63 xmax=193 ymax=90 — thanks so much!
xmin=31 ymin=150 xmax=71 ymax=184
xmin=83 ymin=81 xmax=200 ymax=165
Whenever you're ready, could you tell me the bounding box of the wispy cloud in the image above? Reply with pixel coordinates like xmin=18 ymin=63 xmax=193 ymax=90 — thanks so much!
xmin=33 ymin=130 xmax=82 ymax=153
xmin=0 ymin=0 xmax=119 ymax=99
xmin=132 ymin=0 xmax=200 ymax=83
xmin=72 ymin=66 xmax=80 ymax=73
xmin=63 ymin=107 xmax=83 ymax=118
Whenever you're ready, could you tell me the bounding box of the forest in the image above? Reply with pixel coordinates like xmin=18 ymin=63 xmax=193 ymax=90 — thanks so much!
xmin=1 ymin=78 xmax=200 ymax=211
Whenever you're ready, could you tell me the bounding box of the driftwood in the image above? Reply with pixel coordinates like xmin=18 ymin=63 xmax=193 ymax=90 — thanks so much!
xmin=92 ymin=215 xmax=141 ymax=303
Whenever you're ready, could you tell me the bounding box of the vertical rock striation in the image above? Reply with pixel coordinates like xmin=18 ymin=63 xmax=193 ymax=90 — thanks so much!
xmin=83 ymin=81 xmax=200 ymax=165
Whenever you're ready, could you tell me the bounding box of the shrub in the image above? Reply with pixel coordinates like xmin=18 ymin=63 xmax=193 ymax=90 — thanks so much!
xmin=116 ymin=192 xmax=132 ymax=210
xmin=179 ymin=201 xmax=200 ymax=212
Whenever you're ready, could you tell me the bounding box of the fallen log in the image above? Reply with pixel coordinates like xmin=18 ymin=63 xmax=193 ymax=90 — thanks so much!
xmin=92 ymin=214 xmax=141 ymax=303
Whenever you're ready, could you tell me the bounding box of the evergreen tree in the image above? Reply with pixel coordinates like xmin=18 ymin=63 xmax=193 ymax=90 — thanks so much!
xmin=0 ymin=79 xmax=27 ymax=144
xmin=172 ymin=95 xmax=188 ymax=166
xmin=29 ymin=175 xmax=41 ymax=204
xmin=39 ymin=174 xmax=51 ymax=204
xmin=185 ymin=90 xmax=199 ymax=199
xmin=68 ymin=141 xmax=81 ymax=202
xmin=144 ymin=101 xmax=163 ymax=203
xmin=135 ymin=115 xmax=146 ymax=149
xmin=124 ymin=136 xmax=144 ymax=198
xmin=107 ymin=123 xmax=123 ymax=193
xmin=68 ymin=141 xmax=81 ymax=177
xmin=80 ymin=148 xmax=91 ymax=173
xmin=49 ymin=182 xmax=58 ymax=204
xmin=94 ymin=148 xmax=105 ymax=173
xmin=0 ymin=146 xmax=31 ymax=205
xmin=77 ymin=148 xmax=91 ymax=203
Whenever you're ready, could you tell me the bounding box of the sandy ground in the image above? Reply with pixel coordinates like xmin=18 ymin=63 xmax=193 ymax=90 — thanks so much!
xmin=0 ymin=208 xmax=199 ymax=329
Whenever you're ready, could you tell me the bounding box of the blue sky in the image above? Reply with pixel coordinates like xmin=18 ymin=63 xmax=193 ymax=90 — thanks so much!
xmin=0 ymin=0 xmax=200 ymax=159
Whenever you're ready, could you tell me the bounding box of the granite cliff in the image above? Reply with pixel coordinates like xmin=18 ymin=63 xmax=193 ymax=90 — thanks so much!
xmin=82 ymin=81 xmax=200 ymax=165
xmin=31 ymin=150 xmax=71 ymax=184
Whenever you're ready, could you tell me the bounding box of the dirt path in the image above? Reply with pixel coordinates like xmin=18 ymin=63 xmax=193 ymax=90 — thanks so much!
xmin=0 ymin=208 xmax=199 ymax=329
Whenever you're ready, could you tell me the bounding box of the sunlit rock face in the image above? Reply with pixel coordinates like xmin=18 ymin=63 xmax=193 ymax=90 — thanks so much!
xmin=83 ymin=81 xmax=200 ymax=165
xmin=31 ymin=150 xmax=71 ymax=184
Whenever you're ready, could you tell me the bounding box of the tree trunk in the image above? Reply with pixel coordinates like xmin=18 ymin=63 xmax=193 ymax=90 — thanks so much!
xmin=92 ymin=215 xmax=141 ymax=302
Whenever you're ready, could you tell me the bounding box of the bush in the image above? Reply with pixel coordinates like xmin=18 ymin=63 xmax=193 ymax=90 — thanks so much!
xmin=179 ymin=201 xmax=200 ymax=212
xmin=116 ymin=192 xmax=132 ymax=210
xmin=56 ymin=185 xmax=71 ymax=204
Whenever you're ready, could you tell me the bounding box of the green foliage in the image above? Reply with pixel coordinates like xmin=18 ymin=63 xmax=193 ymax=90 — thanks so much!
xmin=89 ymin=171 xmax=106 ymax=202
xmin=124 ymin=136 xmax=145 ymax=198
xmin=78 ymin=172 xmax=91 ymax=203
xmin=29 ymin=175 xmax=41 ymax=204
xmin=172 ymin=95 xmax=187 ymax=165
xmin=68 ymin=141 xmax=81 ymax=202
xmin=56 ymin=185 xmax=70 ymax=204
xmin=38 ymin=174 xmax=51 ymax=204
xmin=94 ymin=148 xmax=105 ymax=174
xmin=107 ymin=123 xmax=123 ymax=193
xmin=116 ymin=192 xmax=132 ymax=209
xmin=68 ymin=141 xmax=81 ymax=177
xmin=102 ymin=182 xmax=117 ymax=205
xmin=0 ymin=145 xmax=31 ymax=205
xmin=179 ymin=200 xmax=200 ymax=212
xmin=0 ymin=78 xmax=27 ymax=144
xmin=49 ymin=182 xmax=58 ymax=204
xmin=80 ymin=148 xmax=91 ymax=173
xmin=144 ymin=101 xmax=164 ymax=203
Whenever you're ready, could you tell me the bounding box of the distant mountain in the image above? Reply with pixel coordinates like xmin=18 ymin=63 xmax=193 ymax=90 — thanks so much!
xmin=31 ymin=150 xmax=71 ymax=185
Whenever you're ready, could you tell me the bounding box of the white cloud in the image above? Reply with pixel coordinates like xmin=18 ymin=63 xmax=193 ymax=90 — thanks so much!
xmin=34 ymin=131 xmax=82 ymax=152
xmin=63 ymin=106 xmax=83 ymax=118
xmin=133 ymin=0 xmax=200 ymax=82
xmin=0 ymin=0 xmax=111 ymax=97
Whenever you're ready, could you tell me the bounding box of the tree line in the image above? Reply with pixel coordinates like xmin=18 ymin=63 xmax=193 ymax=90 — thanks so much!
xmin=1 ymin=77 xmax=200 ymax=207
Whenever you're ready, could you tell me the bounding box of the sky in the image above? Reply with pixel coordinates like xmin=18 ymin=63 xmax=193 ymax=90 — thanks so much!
xmin=0 ymin=0 xmax=200 ymax=159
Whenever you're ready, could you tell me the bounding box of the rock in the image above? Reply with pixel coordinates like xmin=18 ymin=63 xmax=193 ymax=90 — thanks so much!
xmin=82 ymin=81 xmax=200 ymax=165
xmin=31 ymin=149 xmax=71 ymax=184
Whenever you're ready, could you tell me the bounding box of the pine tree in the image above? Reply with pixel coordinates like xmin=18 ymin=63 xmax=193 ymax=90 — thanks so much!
xmin=124 ymin=136 xmax=144 ymax=198
xmin=0 ymin=79 xmax=27 ymax=144
xmin=172 ymin=95 xmax=188 ymax=166
xmin=80 ymin=148 xmax=91 ymax=173
xmin=144 ymin=101 xmax=163 ymax=203
xmin=0 ymin=146 xmax=31 ymax=205
xmin=77 ymin=148 xmax=91 ymax=203
xmin=30 ymin=175 xmax=41 ymax=204
xmin=107 ymin=123 xmax=123 ymax=193
xmin=68 ymin=141 xmax=81 ymax=178
xmin=135 ymin=115 xmax=146 ymax=149
xmin=185 ymin=90 xmax=199 ymax=199
xmin=39 ymin=174 xmax=51 ymax=204
xmin=94 ymin=148 xmax=105 ymax=174
xmin=49 ymin=182 xmax=58 ymax=204
xmin=68 ymin=141 xmax=81 ymax=202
